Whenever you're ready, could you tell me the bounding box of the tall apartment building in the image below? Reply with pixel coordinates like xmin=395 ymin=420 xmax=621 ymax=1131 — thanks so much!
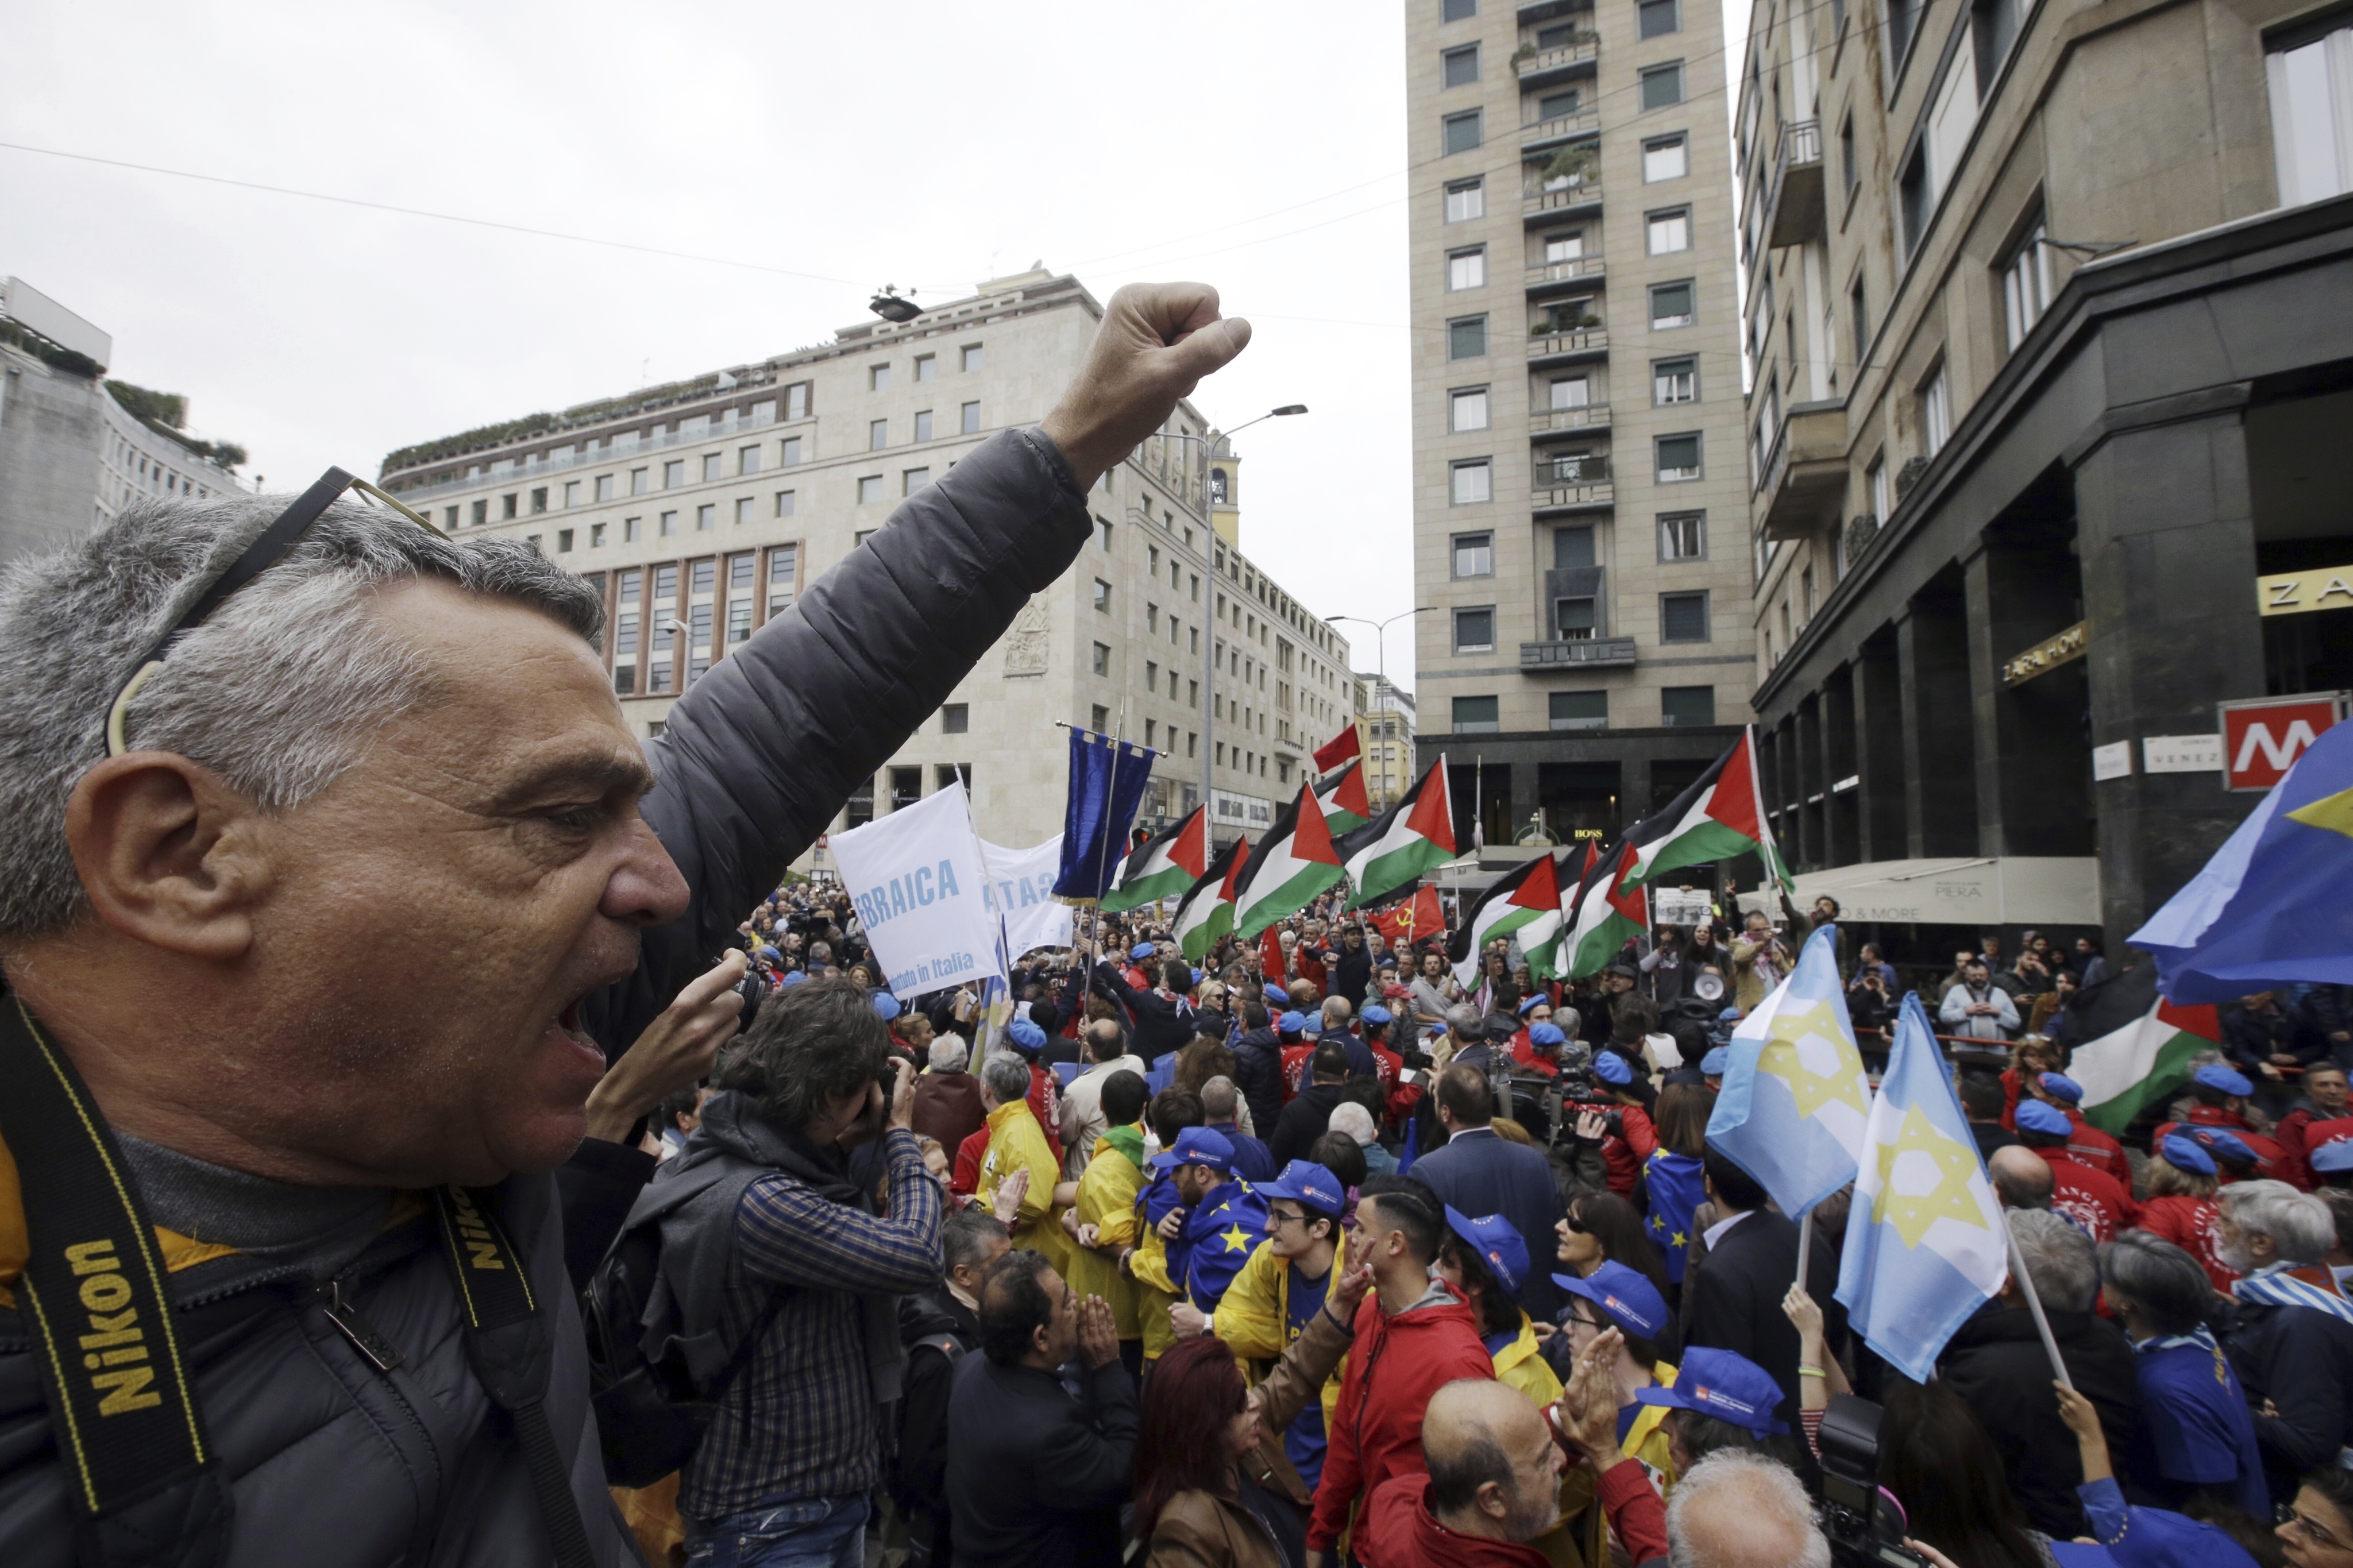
xmin=375 ymin=269 xmax=1356 ymax=868
xmin=1735 ymin=0 xmax=2353 ymax=942
xmin=1356 ymin=673 xmax=1422 ymax=809
xmin=1406 ymin=0 xmax=1758 ymax=851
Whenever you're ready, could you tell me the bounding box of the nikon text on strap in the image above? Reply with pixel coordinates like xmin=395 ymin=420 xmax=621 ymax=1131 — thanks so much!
xmin=0 ymin=997 xmax=231 ymax=1568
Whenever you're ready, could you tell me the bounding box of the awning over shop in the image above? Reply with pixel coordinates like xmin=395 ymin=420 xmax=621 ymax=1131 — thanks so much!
xmin=1735 ymin=856 xmax=2102 ymax=928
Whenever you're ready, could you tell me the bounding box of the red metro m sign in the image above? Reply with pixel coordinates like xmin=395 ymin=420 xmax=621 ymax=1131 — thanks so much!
xmin=2220 ymin=693 xmax=2348 ymax=791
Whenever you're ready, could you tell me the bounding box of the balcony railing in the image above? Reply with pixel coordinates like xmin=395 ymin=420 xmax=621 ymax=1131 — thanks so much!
xmin=1532 ymin=403 xmax=1611 ymax=434
xmin=1521 ymin=179 xmax=1602 ymax=218
xmin=1757 ymin=401 xmax=1849 ymax=539
xmin=1527 ymin=326 xmax=1608 ymax=361
xmin=1522 ymin=636 xmax=1637 ymax=669
xmin=1514 ymin=36 xmax=1599 ymax=82
xmin=1766 ymin=118 xmax=1827 ymax=249
xmin=1526 ymin=257 xmax=1606 ymax=289
xmin=1521 ymin=110 xmax=1600 ymax=150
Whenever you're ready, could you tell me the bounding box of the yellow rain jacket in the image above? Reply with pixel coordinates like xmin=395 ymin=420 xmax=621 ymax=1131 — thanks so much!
xmin=1066 ymin=1128 xmax=1147 ymax=1337
xmin=978 ymin=1099 xmax=1067 ymax=1275
xmin=1490 ymin=1311 xmax=1565 ymax=1407
xmin=1210 ymin=1229 xmax=1351 ymax=1435
xmin=1619 ymin=1361 xmax=1681 ymax=1495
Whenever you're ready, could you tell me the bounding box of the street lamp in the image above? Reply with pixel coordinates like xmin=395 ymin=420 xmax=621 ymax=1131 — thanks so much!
xmin=1326 ymin=608 xmax=1431 ymax=808
xmin=1159 ymin=404 xmax=1308 ymax=827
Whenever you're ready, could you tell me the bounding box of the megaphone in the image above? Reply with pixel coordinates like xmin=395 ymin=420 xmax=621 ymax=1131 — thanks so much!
xmin=1692 ymin=971 xmax=1726 ymax=1003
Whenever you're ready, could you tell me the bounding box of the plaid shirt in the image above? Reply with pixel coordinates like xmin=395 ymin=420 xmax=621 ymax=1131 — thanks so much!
xmin=679 ymin=1127 xmax=943 ymax=1521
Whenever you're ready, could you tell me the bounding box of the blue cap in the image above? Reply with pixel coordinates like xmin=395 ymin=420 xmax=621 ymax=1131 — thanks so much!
xmin=1633 ymin=1346 xmax=1791 ymax=1436
xmin=2039 ymin=1072 xmax=2084 ymax=1104
xmin=1279 ymin=1010 xmax=1309 ymax=1036
xmin=1131 ymin=941 xmax=1158 ymax=961
xmin=777 ymin=969 xmax=809 ymax=988
xmin=1153 ymin=1125 xmax=1235 ymax=1172
xmin=1259 ymin=1159 xmax=1346 ymax=1216
xmin=871 ymin=991 xmax=902 ymax=1021
xmin=1263 ymin=983 xmax=1290 ymax=1006
xmin=1554 ymin=1260 xmax=1670 ymax=1340
xmin=1594 ymin=1051 xmax=1633 ymax=1086
xmin=2194 ymin=1064 xmax=2254 ymax=1097
xmin=1363 ymin=1005 xmax=1392 ymax=1026
xmin=1444 ymin=1208 xmax=1530 ymax=1296
xmin=758 ymin=945 xmax=782 ymax=963
xmin=1005 ymin=1018 xmax=1047 ymax=1053
xmin=1529 ymin=1021 xmax=1566 ymax=1049
xmin=1191 ymin=967 xmax=1204 ymax=984
xmin=1518 ymin=994 xmax=1546 ymax=1015
xmin=1700 ymin=1046 xmax=1730 ymax=1076
xmin=2312 ymin=1138 xmax=2353 ymax=1174
xmin=2016 ymin=1099 xmax=2072 ymax=1137
xmin=2190 ymin=1126 xmax=2257 ymax=1167
xmin=2160 ymin=1133 xmax=2217 ymax=1175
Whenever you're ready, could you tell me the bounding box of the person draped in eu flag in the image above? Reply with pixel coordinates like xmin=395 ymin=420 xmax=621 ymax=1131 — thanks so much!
xmin=1149 ymin=1126 xmax=1270 ymax=1314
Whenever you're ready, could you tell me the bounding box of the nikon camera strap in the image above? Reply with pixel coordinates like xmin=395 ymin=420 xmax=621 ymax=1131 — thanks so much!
xmin=0 ymin=996 xmax=230 ymax=1567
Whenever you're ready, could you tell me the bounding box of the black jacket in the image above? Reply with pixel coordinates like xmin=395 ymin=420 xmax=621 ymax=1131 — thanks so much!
xmin=1330 ymin=944 xmax=1374 ymax=1007
xmin=1677 ymin=1209 xmax=1846 ymax=1438
xmin=1270 ymin=1082 xmax=1351 ymax=1167
xmin=894 ymin=1287 xmax=981 ymax=1563
xmin=1936 ymin=1301 xmax=2147 ymax=1538
xmin=946 ymin=1353 xmax=1139 ymax=1568
xmin=1092 ymin=964 xmax=1198 ymax=1063
xmin=1232 ymin=1027 xmax=1287 ymax=1136
xmin=2218 ymin=1295 xmax=2353 ymax=1502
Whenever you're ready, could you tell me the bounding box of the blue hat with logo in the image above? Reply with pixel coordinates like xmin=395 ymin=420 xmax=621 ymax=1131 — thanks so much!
xmin=1363 ymin=1005 xmax=1393 ymax=1026
xmin=2312 ymin=1138 xmax=2353 ymax=1174
xmin=1263 ymin=983 xmax=1291 ymax=1006
xmin=2039 ymin=1072 xmax=2085 ymax=1104
xmin=2159 ymin=1133 xmax=2217 ymax=1175
xmin=1518 ymin=994 xmax=1546 ymax=1015
xmin=1633 ymin=1346 xmax=1791 ymax=1436
xmin=1444 ymin=1207 xmax=1530 ymax=1296
xmin=1554 ymin=1259 xmax=1670 ymax=1341
xmin=1594 ymin=1051 xmax=1633 ymax=1086
xmin=1259 ymin=1159 xmax=1346 ymax=1217
xmin=1279 ymin=1010 xmax=1309 ymax=1037
xmin=1700 ymin=1046 xmax=1730 ymax=1076
xmin=2015 ymin=1099 xmax=2073 ymax=1137
xmin=1529 ymin=1021 xmax=1567 ymax=1049
xmin=2190 ymin=1126 xmax=2258 ymax=1168
xmin=871 ymin=991 xmax=902 ymax=1021
xmin=1152 ymin=1125 xmax=1235 ymax=1173
xmin=1005 ymin=1018 xmax=1047 ymax=1054
xmin=777 ymin=968 xmax=809 ymax=987
xmin=1131 ymin=941 xmax=1159 ymax=961
xmin=2194 ymin=1064 xmax=2254 ymax=1097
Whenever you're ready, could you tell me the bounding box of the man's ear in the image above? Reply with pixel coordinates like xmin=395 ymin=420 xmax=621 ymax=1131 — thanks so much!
xmin=65 ymin=751 xmax=271 ymax=961
xmin=1476 ymin=1478 xmax=1511 ymax=1520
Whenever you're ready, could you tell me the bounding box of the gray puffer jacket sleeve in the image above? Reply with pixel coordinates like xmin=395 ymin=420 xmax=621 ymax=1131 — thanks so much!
xmin=583 ymin=427 xmax=1090 ymax=1053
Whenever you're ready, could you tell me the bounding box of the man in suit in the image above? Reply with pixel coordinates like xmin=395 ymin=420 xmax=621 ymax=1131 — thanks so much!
xmin=1402 ymin=1063 xmax=1565 ymax=1324
xmin=1679 ymin=1148 xmax=1846 ymax=1436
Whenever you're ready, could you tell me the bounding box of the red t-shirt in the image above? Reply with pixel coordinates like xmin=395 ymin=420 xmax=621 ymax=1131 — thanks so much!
xmin=2041 ymin=1149 xmax=2137 ymax=1242
xmin=1282 ymin=1042 xmax=1314 ymax=1098
xmin=2152 ymin=1117 xmax=2286 ymax=1183
xmin=2138 ymin=1194 xmax=2238 ymax=1292
xmin=952 ymin=1125 xmax=990 ymax=1196
xmin=2059 ymin=1111 xmax=2126 ymax=1182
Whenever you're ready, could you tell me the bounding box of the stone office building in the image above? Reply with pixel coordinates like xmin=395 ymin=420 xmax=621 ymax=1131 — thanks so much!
xmin=1735 ymin=0 xmax=2353 ymax=946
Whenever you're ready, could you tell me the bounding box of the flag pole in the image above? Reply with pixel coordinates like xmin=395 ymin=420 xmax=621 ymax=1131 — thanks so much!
xmin=1794 ymin=1205 xmax=1813 ymax=1295
xmin=2003 ymin=1220 xmax=2074 ymax=1388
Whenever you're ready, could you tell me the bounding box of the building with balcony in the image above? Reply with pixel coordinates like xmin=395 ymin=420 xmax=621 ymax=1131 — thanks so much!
xmin=375 ymin=268 xmax=1355 ymax=869
xmin=1734 ymin=0 xmax=2353 ymax=947
xmin=1356 ymin=674 xmax=1422 ymax=810
xmin=1407 ymin=0 xmax=1759 ymax=848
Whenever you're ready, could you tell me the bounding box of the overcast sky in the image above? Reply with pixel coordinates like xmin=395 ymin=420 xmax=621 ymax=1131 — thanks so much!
xmin=3 ymin=0 xmax=1747 ymax=693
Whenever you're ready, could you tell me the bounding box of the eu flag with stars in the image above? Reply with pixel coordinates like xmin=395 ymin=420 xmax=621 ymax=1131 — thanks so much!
xmin=1705 ymin=924 xmax=1871 ymax=1219
xmin=1644 ymin=1149 xmax=1707 ymax=1284
xmin=1054 ymin=726 xmax=1161 ymax=901
xmin=1180 ymin=1179 xmax=1270 ymax=1310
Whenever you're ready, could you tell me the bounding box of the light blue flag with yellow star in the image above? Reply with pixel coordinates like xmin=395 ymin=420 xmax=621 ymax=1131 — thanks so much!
xmin=1704 ymin=924 xmax=1871 ymax=1219
xmin=1835 ymin=991 xmax=2008 ymax=1383
xmin=1179 ymin=1178 xmax=1271 ymax=1310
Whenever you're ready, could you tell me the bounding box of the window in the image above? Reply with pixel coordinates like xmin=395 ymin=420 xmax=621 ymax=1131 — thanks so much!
xmin=655 ymin=460 xmax=678 ymax=489
xmin=904 ymin=468 xmax=930 ymax=495
xmin=1443 ymin=44 xmax=1480 ymax=86
xmin=1868 ymin=455 xmax=1890 ymax=522
xmin=1660 ymin=590 xmax=1711 ymax=642
xmin=942 ymin=703 xmax=969 ymax=734
xmin=1650 ymin=281 xmax=1695 ymax=328
xmin=1452 ymin=531 xmax=1495 ymax=577
xmin=1452 ymin=696 xmax=1500 ymax=734
xmin=557 ymin=528 xmax=573 ymax=552
xmin=1446 ymin=247 xmax=1487 ymax=290
xmin=959 ymin=344 xmax=984 ymax=373
xmin=869 ymin=364 xmax=890 ymax=391
xmin=1544 ymin=231 xmax=1585 ymax=263
xmin=591 ymin=521 xmax=607 ymax=547
xmin=869 ymin=419 xmax=889 ymax=451
xmin=1444 ymin=177 xmax=1484 ymax=222
xmin=961 ymin=401 xmax=982 ymax=435
xmin=767 ymin=545 xmax=798 ymax=615
xmin=1656 ymin=434 xmax=1702 ymax=481
xmin=659 ymin=510 xmax=677 ymax=536
xmin=1661 ymin=686 xmax=1716 ymax=725
xmin=1658 ymin=512 xmax=1707 ymax=559
xmin=913 ymin=410 xmax=933 ymax=442
xmin=1443 ymin=0 xmax=1476 ymax=18
xmin=734 ymin=497 xmax=754 ymax=524
xmin=1841 ymin=117 xmax=1859 ymax=199
xmin=2001 ymin=219 xmax=2051 ymax=350
xmin=1147 ymin=603 xmax=1160 ymax=632
xmin=858 ymin=475 xmax=885 ymax=504
xmin=691 ymin=558 xmax=715 ymax=595
xmin=1096 ymin=705 xmax=1113 ymax=734
xmin=1450 ymin=387 xmax=1491 ymax=431
xmin=1900 ymin=144 xmax=1934 ymax=253
xmin=915 ymin=353 xmax=937 ymax=381
xmin=470 ymin=499 xmax=487 ymax=527
xmin=1850 ymin=276 xmax=1870 ymax=361
xmin=1640 ymin=63 xmax=1685 ymax=110
xmin=780 ymin=437 xmax=803 ymax=467
xmin=1094 ymin=578 xmax=1113 ymax=612
xmin=1147 ymin=659 xmax=1159 ymax=691
xmin=855 ymin=529 xmax=877 ymax=549
xmin=1093 ymin=642 xmax=1112 ymax=676
xmin=503 ymin=495 xmax=519 ymax=520
xmin=630 ymin=468 xmax=649 ymax=496
xmin=1640 ymin=0 xmax=1681 ymax=34
xmin=1453 ymin=607 xmax=1496 ymax=652
xmin=1537 ymin=89 xmax=1581 ymax=120
xmin=1920 ymin=364 xmax=1951 ymax=456
xmin=739 ymin=445 xmax=760 ymax=476
xmin=726 ymin=597 xmax=751 ymax=646
xmin=614 ymin=664 xmax=636 ymax=695
xmin=1643 ymin=135 xmax=1689 ymax=181
xmin=594 ymin=474 xmax=614 ymax=502
xmin=1646 ymin=207 xmax=1692 ymax=253
xmin=1550 ymin=691 xmax=1608 ymax=731
xmin=1093 ymin=516 xmax=1115 ymax=553
xmin=624 ymin=516 xmax=642 ymax=542
xmin=1887 ymin=0 xmax=1924 ymax=68
xmin=701 ymin=453 xmax=722 ymax=483
xmin=1448 ymin=314 xmax=1488 ymax=359
xmin=845 ymin=775 xmax=874 ymax=828
xmin=730 ymin=553 xmax=754 ymax=590
xmin=775 ymin=489 xmax=795 ymax=516
xmin=2270 ymin=20 xmax=2353 ymax=203
xmin=1451 ymin=459 xmax=1493 ymax=504
xmin=1652 ymin=357 xmax=1698 ymax=404
xmin=695 ymin=504 xmax=715 ymax=531
xmin=1443 ymin=110 xmax=1483 ymax=155
xmin=563 ymin=481 xmax=580 ymax=508
xmin=1549 ymin=374 xmax=1591 ymax=410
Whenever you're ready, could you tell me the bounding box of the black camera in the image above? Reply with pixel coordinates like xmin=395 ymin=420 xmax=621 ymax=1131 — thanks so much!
xmin=1816 ymin=1395 xmax=1930 ymax=1567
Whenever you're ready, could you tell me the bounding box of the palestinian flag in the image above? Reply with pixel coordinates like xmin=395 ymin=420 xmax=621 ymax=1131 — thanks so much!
xmin=1563 ymin=840 xmax=1650 ymax=979
xmin=1338 ymin=756 xmax=1457 ymax=908
xmin=1172 ymin=836 xmax=1248 ymax=962
xmin=1313 ymin=759 xmax=1374 ymax=835
xmin=1448 ymin=852 xmax=1565 ymax=986
xmin=1514 ymin=854 xmax=1571 ymax=978
xmin=1314 ymin=723 xmax=1362 ymax=773
xmin=1368 ymin=885 xmax=1446 ymax=948
xmin=2065 ymin=963 xmax=2227 ymax=1134
xmin=1101 ymin=806 xmax=1208 ymax=913
xmin=1621 ymin=727 xmax=1792 ymax=891
xmin=1235 ymin=783 xmax=1347 ymax=940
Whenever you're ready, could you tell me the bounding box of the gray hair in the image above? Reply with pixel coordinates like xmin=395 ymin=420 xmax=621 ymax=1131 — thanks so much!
xmin=1666 ymin=1449 xmax=1829 ymax=1568
xmin=2100 ymin=1230 xmax=2215 ymax=1336
xmin=0 ymin=491 xmax=600 ymax=941
xmin=941 ymin=1206 xmax=1008 ymax=1275
xmin=2220 ymin=1179 xmax=2335 ymax=1264
xmin=1329 ymin=1101 xmax=1378 ymax=1146
xmin=981 ymin=1052 xmax=1032 ymax=1105
xmin=928 ymin=1037 xmax=970 ymax=1073
xmin=1446 ymin=1002 xmax=1484 ymax=1040
xmin=1199 ymin=1075 xmax=1239 ymax=1119
xmin=2006 ymin=1208 xmax=2099 ymax=1313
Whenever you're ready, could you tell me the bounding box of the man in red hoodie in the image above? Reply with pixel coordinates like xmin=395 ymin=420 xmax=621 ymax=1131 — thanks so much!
xmin=1305 ymin=1174 xmax=1496 ymax=1567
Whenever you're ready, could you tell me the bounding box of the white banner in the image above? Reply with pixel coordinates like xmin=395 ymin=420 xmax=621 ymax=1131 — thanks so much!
xmin=981 ymin=835 xmax=1074 ymax=959
xmin=1653 ymin=887 xmax=1715 ymax=928
xmin=830 ymin=782 xmax=1006 ymax=997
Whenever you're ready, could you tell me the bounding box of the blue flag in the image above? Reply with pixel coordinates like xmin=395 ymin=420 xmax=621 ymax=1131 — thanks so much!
xmin=1054 ymin=727 xmax=1160 ymax=901
xmin=1181 ymin=1178 xmax=1271 ymax=1310
xmin=1643 ymin=1149 xmax=1707 ymax=1284
xmin=1837 ymin=993 xmax=2008 ymax=1383
xmin=2131 ymin=717 xmax=2353 ymax=1002
xmin=1705 ymin=924 xmax=1871 ymax=1218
